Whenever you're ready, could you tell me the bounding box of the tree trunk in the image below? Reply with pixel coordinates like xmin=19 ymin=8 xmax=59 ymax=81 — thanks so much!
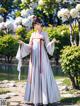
xmin=78 ymin=21 xmax=80 ymax=46
xmin=69 ymin=72 xmax=80 ymax=89
xmin=3 ymin=13 xmax=8 ymax=22
xmin=75 ymin=74 xmax=80 ymax=89
xmin=7 ymin=56 xmax=13 ymax=63
xmin=70 ymin=24 xmax=74 ymax=46
xmin=68 ymin=72 xmax=77 ymax=89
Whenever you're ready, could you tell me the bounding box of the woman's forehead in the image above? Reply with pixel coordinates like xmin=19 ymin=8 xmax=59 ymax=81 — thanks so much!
xmin=36 ymin=22 xmax=41 ymax=25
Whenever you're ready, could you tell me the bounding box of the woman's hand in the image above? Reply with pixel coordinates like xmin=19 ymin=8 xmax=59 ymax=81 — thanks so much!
xmin=18 ymin=40 xmax=24 ymax=45
xmin=52 ymin=38 xmax=60 ymax=44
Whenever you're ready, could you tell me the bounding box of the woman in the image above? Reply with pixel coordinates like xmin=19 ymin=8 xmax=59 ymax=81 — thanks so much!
xmin=16 ymin=17 xmax=60 ymax=106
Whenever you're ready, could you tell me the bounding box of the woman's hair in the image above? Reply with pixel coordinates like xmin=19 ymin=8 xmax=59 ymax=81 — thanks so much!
xmin=32 ymin=16 xmax=43 ymax=29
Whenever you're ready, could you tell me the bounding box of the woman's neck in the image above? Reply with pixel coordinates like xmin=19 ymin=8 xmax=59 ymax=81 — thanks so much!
xmin=36 ymin=30 xmax=42 ymax=34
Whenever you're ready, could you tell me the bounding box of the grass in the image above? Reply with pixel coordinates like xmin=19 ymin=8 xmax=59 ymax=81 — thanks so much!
xmin=55 ymin=76 xmax=66 ymax=79
xmin=62 ymin=77 xmax=72 ymax=86
xmin=0 ymin=73 xmax=27 ymax=81
xmin=61 ymin=97 xmax=80 ymax=105
xmin=55 ymin=77 xmax=80 ymax=105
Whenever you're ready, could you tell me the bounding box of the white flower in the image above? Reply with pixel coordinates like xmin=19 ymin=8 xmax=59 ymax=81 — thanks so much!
xmin=63 ymin=9 xmax=70 ymax=19
xmin=70 ymin=8 xmax=78 ymax=18
xmin=58 ymin=8 xmax=70 ymax=21
xmin=21 ymin=9 xmax=26 ymax=17
xmin=5 ymin=21 xmax=14 ymax=31
xmin=62 ymin=17 xmax=68 ymax=22
xmin=76 ymin=4 xmax=80 ymax=12
xmin=14 ymin=17 xmax=22 ymax=25
xmin=63 ymin=0 xmax=73 ymax=4
xmin=27 ymin=15 xmax=34 ymax=20
xmin=21 ymin=9 xmax=28 ymax=17
xmin=0 ymin=16 xmax=3 ymax=23
xmin=21 ymin=0 xmax=26 ymax=3
xmin=56 ymin=0 xmax=61 ymax=3
xmin=30 ymin=0 xmax=33 ymax=1
xmin=38 ymin=0 xmax=44 ymax=5
xmin=27 ymin=20 xmax=32 ymax=30
xmin=58 ymin=8 xmax=70 ymax=20
xmin=30 ymin=2 xmax=38 ymax=9
xmin=22 ymin=18 xmax=30 ymax=27
xmin=17 ymin=25 xmax=22 ymax=29
xmin=22 ymin=15 xmax=33 ymax=30
xmin=58 ymin=9 xmax=65 ymax=18
xmin=21 ymin=9 xmax=33 ymax=18
xmin=0 ymin=22 xmax=6 ymax=30
xmin=14 ymin=25 xmax=23 ymax=32
xmin=28 ymin=8 xmax=34 ymax=15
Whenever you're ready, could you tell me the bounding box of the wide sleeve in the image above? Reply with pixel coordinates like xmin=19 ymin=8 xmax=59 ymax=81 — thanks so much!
xmin=44 ymin=32 xmax=55 ymax=56
xmin=16 ymin=34 xmax=33 ymax=80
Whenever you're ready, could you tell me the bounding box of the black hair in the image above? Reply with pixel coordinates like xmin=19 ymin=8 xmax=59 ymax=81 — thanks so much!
xmin=32 ymin=16 xmax=43 ymax=29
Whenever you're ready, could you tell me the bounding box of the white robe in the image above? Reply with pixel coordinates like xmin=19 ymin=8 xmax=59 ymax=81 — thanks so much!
xmin=16 ymin=31 xmax=60 ymax=104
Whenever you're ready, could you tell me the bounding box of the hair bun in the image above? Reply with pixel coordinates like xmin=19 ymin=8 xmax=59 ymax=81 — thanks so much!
xmin=32 ymin=16 xmax=43 ymax=28
xmin=33 ymin=16 xmax=41 ymax=23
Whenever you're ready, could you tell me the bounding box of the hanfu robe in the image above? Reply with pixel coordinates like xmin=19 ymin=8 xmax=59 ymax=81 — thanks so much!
xmin=16 ymin=31 xmax=60 ymax=105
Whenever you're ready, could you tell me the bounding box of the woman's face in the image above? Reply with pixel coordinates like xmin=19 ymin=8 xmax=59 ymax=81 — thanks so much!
xmin=34 ymin=23 xmax=42 ymax=32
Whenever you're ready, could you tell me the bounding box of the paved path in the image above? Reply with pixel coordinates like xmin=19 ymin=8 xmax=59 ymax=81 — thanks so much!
xmin=0 ymin=79 xmax=80 ymax=106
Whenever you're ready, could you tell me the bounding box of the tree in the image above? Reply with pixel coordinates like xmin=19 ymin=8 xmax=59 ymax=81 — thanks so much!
xmin=36 ymin=0 xmax=79 ymax=25
xmin=60 ymin=46 xmax=80 ymax=89
xmin=0 ymin=34 xmax=18 ymax=63
xmin=57 ymin=4 xmax=80 ymax=46
xmin=0 ymin=0 xmax=21 ymax=21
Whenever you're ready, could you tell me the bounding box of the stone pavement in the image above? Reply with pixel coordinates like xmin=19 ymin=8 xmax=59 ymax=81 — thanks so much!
xmin=0 ymin=80 xmax=80 ymax=106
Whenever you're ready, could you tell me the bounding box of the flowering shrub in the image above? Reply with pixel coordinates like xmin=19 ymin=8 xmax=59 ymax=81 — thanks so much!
xmin=57 ymin=4 xmax=80 ymax=46
xmin=0 ymin=0 xmax=38 ymax=35
xmin=76 ymin=4 xmax=80 ymax=12
xmin=58 ymin=8 xmax=70 ymax=22
xmin=70 ymin=8 xmax=78 ymax=18
xmin=58 ymin=4 xmax=80 ymax=21
xmin=38 ymin=0 xmax=45 ymax=5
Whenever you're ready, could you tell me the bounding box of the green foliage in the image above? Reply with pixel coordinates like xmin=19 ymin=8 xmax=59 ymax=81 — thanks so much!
xmin=0 ymin=7 xmax=7 ymax=13
xmin=0 ymin=0 xmax=21 ymax=21
xmin=27 ymin=25 xmax=70 ymax=46
xmin=25 ymin=29 xmax=34 ymax=43
xmin=0 ymin=34 xmax=18 ymax=63
xmin=62 ymin=78 xmax=71 ymax=86
xmin=26 ymin=25 xmax=70 ymax=63
xmin=15 ymin=26 xmax=27 ymax=41
xmin=25 ymin=25 xmax=79 ymax=65
xmin=61 ymin=97 xmax=80 ymax=105
xmin=15 ymin=11 xmax=21 ymax=17
xmin=43 ymin=25 xmax=70 ymax=63
xmin=0 ymin=25 xmax=78 ymax=64
xmin=60 ymin=46 xmax=80 ymax=89
xmin=43 ymin=25 xmax=70 ymax=47
xmin=0 ymin=30 xmax=5 ymax=36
